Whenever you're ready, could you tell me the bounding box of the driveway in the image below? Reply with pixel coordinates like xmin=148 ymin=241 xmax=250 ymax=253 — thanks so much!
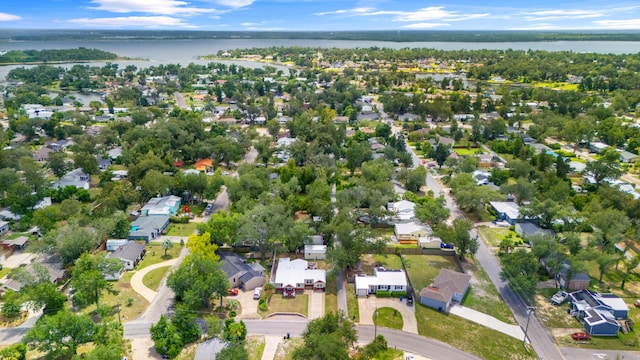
xmin=358 ymin=296 xmax=418 ymax=334
xmin=236 ymin=289 xmax=260 ymax=320
xmin=130 ymin=258 xmax=179 ymax=303
xmin=1 ymin=252 xmax=35 ymax=268
xmin=449 ymin=304 xmax=525 ymax=341
xmin=195 ymin=338 xmax=225 ymax=360
xmin=307 ymin=290 xmax=325 ymax=320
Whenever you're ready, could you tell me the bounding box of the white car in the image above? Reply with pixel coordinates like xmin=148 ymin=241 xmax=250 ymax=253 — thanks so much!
xmin=550 ymin=291 xmax=569 ymax=305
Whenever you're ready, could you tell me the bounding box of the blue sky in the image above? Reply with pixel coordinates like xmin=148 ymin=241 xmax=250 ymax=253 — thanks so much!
xmin=1 ymin=0 xmax=640 ymax=30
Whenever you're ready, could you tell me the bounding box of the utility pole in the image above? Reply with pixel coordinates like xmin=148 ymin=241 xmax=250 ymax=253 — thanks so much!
xmin=374 ymin=308 xmax=379 ymax=338
xmin=117 ymin=303 xmax=122 ymax=323
xmin=523 ymin=306 xmax=535 ymax=350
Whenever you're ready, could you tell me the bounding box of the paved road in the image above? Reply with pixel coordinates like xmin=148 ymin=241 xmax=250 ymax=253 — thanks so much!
xmin=174 ymin=92 xmax=187 ymax=109
xmin=244 ymin=319 xmax=481 ymax=360
xmin=405 ymin=142 xmax=565 ymax=360
xmin=560 ymin=347 xmax=640 ymax=360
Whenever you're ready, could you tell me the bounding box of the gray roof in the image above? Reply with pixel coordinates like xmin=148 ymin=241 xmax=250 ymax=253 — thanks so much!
xmin=516 ymin=221 xmax=555 ymax=239
xmin=110 ymin=242 xmax=145 ymax=262
xmin=219 ymin=252 xmax=263 ymax=284
xmin=129 ymin=215 xmax=170 ymax=239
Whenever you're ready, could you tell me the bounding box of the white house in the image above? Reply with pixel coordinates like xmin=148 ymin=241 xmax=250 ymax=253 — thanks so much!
xmin=273 ymin=258 xmax=326 ymax=297
xmin=489 ymin=201 xmax=520 ymax=225
xmin=51 ymin=168 xmax=90 ymax=190
xmin=108 ymin=242 xmax=146 ymax=270
xmin=304 ymin=245 xmax=327 ymax=260
xmin=387 ymin=200 xmax=416 ymax=220
xmin=277 ymin=137 xmax=297 ymax=148
xmin=394 ymin=221 xmax=431 ymax=245
xmin=141 ymin=195 xmax=181 ymax=216
xmin=106 ymin=239 xmax=129 ymax=252
xmin=355 ymin=267 xmax=408 ymax=297
xmin=0 ymin=220 xmax=8 ymax=236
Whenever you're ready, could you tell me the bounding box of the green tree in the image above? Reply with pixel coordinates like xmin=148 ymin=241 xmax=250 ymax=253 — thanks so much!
xmin=197 ymin=210 xmax=241 ymax=246
xmin=216 ymin=344 xmax=249 ymax=360
xmin=186 ymin=232 xmax=219 ymax=262
xmin=167 ymin=253 xmax=228 ymax=309
xmin=345 ymin=141 xmax=372 ymax=175
xmin=433 ymin=143 xmax=450 ymax=168
xmin=23 ymin=311 xmax=97 ymax=357
xmin=47 ymin=152 xmax=69 ymax=179
xmin=436 ymin=218 xmax=477 ymax=259
xmin=397 ymin=166 xmax=426 ymax=193
xmin=22 ymin=281 xmax=67 ymax=315
xmin=585 ymin=147 xmax=623 ymax=185
xmin=139 ymin=170 xmax=174 ymax=201
xmin=150 ymin=315 xmax=183 ymax=359
xmin=621 ymin=256 xmax=640 ymax=290
xmin=237 ymin=198 xmax=293 ymax=261
xmin=71 ymin=253 xmax=122 ymax=307
xmin=500 ymin=249 xmax=539 ymax=299
xmin=73 ymin=151 xmax=99 ymax=175
xmin=1 ymin=290 xmax=21 ymax=318
xmin=162 ymin=238 xmax=174 ymax=257
xmin=0 ymin=343 xmax=26 ymax=360
xmin=292 ymin=312 xmax=357 ymax=360
xmin=222 ymin=319 xmax=247 ymax=343
xmin=327 ymin=217 xmax=385 ymax=271
xmin=415 ymin=196 xmax=449 ymax=226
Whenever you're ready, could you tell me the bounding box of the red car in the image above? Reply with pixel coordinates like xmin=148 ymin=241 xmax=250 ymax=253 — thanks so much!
xmin=228 ymin=288 xmax=238 ymax=296
xmin=572 ymin=332 xmax=591 ymax=341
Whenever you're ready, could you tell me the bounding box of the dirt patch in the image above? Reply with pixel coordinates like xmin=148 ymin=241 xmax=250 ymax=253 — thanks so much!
xmin=533 ymin=293 xmax=579 ymax=329
xmin=465 ymin=268 xmax=488 ymax=299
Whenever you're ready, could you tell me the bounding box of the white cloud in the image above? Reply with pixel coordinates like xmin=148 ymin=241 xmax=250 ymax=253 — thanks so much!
xmin=69 ymin=16 xmax=196 ymax=28
xmin=204 ymin=0 xmax=255 ymax=9
xmin=315 ymin=6 xmax=488 ymax=23
xmin=509 ymin=23 xmax=560 ymax=30
xmin=523 ymin=9 xmax=603 ymax=21
xmin=87 ymin=0 xmax=215 ymax=15
xmin=0 ymin=12 xmax=21 ymax=21
xmin=403 ymin=23 xmax=449 ymax=29
xmin=593 ymin=18 xmax=640 ymax=29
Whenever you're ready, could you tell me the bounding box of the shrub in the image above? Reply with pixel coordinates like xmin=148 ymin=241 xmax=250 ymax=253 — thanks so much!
xmin=170 ymin=216 xmax=190 ymax=224
xmin=126 ymin=297 xmax=133 ymax=307
xmin=391 ymin=291 xmax=407 ymax=297
xmin=229 ymin=310 xmax=236 ymax=318
xmin=375 ymin=290 xmax=391 ymax=298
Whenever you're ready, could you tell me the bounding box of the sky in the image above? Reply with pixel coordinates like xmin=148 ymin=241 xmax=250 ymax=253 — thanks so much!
xmin=1 ymin=0 xmax=640 ymax=31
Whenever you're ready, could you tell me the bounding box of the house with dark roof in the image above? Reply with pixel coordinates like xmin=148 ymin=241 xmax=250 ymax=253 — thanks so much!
xmin=0 ymin=220 xmax=8 ymax=236
xmin=515 ymin=221 xmax=555 ymax=239
xmin=582 ymin=309 xmax=621 ymax=336
xmin=420 ymin=269 xmax=471 ymax=312
xmin=569 ymin=289 xmax=628 ymax=336
xmin=489 ymin=201 xmax=520 ymax=225
xmin=128 ymin=215 xmax=170 ymax=242
xmin=219 ymin=252 xmax=265 ymax=291
xmin=2 ymin=236 xmax=28 ymax=251
xmin=33 ymin=146 xmax=53 ymax=162
xmin=2 ymin=254 xmax=66 ymax=292
xmin=109 ymin=242 xmax=146 ymax=270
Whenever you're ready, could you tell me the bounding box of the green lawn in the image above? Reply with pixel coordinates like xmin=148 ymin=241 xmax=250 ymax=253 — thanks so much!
xmin=246 ymin=335 xmax=266 ymax=360
xmin=165 ymin=222 xmax=198 ymax=236
xmin=461 ymin=259 xmax=516 ymax=324
xmin=0 ymin=267 xmax=10 ymax=280
xmin=415 ymin=305 xmax=535 ymax=360
xmin=374 ymin=307 xmax=403 ymax=330
xmin=142 ymin=266 xmax=171 ymax=291
xmin=137 ymin=243 xmax=183 ymax=270
xmin=454 ymin=148 xmax=483 ymax=156
xmin=325 ymin=272 xmax=338 ymax=314
xmin=260 ymin=294 xmax=308 ymax=317
xmin=403 ymin=255 xmax=458 ymax=291
xmin=346 ymin=283 xmax=359 ymax=321
xmin=372 ymin=254 xmax=404 ymax=269
xmin=79 ymin=272 xmax=149 ymax=322
xmin=477 ymin=226 xmax=518 ymax=247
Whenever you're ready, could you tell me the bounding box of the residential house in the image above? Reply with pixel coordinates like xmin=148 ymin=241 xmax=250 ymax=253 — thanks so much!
xmin=34 ymin=197 xmax=52 ymax=210
xmin=387 ymin=200 xmax=416 ymax=221
xmin=589 ymin=142 xmax=609 ymax=154
xmin=128 ymin=215 xmax=170 ymax=242
xmin=273 ymin=258 xmax=326 ymax=297
xmin=0 ymin=220 xmax=8 ymax=236
xmin=304 ymin=245 xmax=327 ymax=260
xmin=420 ymin=269 xmax=472 ymax=312
xmin=47 ymin=139 xmax=74 ymax=152
xmin=277 ymin=137 xmax=297 ymax=148
xmin=32 ymin=146 xmax=53 ymax=162
xmin=109 ymin=242 xmax=146 ymax=270
xmin=515 ymin=221 xmax=555 ymax=239
xmin=51 ymin=168 xmax=90 ymax=190
xmin=220 ymin=252 xmax=265 ymax=291
xmin=1 ymin=236 xmax=28 ymax=251
xmin=618 ymin=150 xmax=639 ymax=164
xmin=0 ymin=209 xmax=21 ymax=221
xmin=140 ymin=195 xmax=181 ymax=216
xmin=558 ymin=268 xmax=590 ymax=291
xmin=394 ymin=222 xmax=431 ymax=245
xmin=2 ymin=254 xmax=65 ymax=292
xmin=107 ymin=147 xmax=123 ymax=160
xmin=477 ymin=153 xmax=494 ymax=167
xmin=354 ymin=267 xmax=408 ymax=297
xmin=111 ymin=170 xmax=128 ymax=181
xmin=569 ymin=289 xmax=629 ymax=336
xmin=97 ymin=157 xmax=111 ymax=170
xmin=489 ymin=201 xmax=520 ymax=225
xmin=106 ymin=239 xmax=129 ymax=252
xmin=194 ymin=158 xmax=213 ymax=172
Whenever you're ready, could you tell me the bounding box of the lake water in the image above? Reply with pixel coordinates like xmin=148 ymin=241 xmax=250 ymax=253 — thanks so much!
xmin=1 ymin=38 xmax=639 ymax=80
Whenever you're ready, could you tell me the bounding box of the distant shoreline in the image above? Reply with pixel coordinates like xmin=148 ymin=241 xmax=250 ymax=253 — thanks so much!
xmin=0 ymin=57 xmax=145 ymax=66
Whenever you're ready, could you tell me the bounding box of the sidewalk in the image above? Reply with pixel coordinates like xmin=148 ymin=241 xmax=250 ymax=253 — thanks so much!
xmin=261 ymin=335 xmax=282 ymax=360
xmin=449 ymin=304 xmax=525 ymax=341
xmin=130 ymin=258 xmax=178 ymax=303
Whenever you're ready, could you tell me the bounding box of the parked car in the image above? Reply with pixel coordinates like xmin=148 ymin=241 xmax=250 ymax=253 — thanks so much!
xmin=572 ymin=332 xmax=591 ymax=341
xmin=204 ymin=203 xmax=213 ymax=215
xmin=440 ymin=243 xmax=454 ymax=249
xmin=406 ymin=293 xmax=414 ymax=306
xmin=228 ymin=288 xmax=238 ymax=296
xmin=253 ymin=287 xmax=263 ymax=300
xmin=550 ymin=291 xmax=569 ymax=305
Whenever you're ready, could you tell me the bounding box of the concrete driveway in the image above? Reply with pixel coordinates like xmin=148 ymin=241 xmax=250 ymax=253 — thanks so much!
xmin=307 ymin=290 xmax=325 ymax=320
xmin=236 ymin=289 xmax=260 ymax=319
xmin=358 ymin=296 xmax=418 ymax=334
xmin=1 ymin=252 xmax=35 ymax=268
xmin=449 ymin=304 xmax=524 ymax=340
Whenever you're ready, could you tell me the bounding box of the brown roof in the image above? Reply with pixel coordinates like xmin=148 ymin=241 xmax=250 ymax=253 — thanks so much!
xmin=420 ymin=285 xmax=453 ymax=303
xmin=420 ymin=268 xmax=471 ymax=303
xmin=2 ymin=236 xmax=28 ymax=247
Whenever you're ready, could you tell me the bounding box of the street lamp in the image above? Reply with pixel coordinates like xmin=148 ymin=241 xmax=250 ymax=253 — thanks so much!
xmin=523 ymin=306 xmax=535 ymax=350
xmin=374 ymin=308 xmax=379 ymax=338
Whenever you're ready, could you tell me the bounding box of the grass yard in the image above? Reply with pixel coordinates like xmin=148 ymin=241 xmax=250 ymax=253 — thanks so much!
xmin=325 ymin=272 xmax=338 ymax=314
xmin=374 ymin=307 xmax=403 ymax=330
xmin=246 ymin=335 xmax=266 ymax=360
xmin=175 ymin=343 xmax=198 ymax=360
xmin=454 ymin=148 xmax=483 ymax=156
xmin=165 ymin=222 xmax=198 ymax=236
xmin=346 ymin=283 xmax=360 ymax=321
xmin=403 ymin=255 xmax=458 ymax=291
xmin=369 ymin=227 xmax=395 ymax=241
xmin=137 ymin=243 xmax=183 ymax=270
xmin=142 ymin=265 xmax=171 ymax=291
xmin=260 ymin=294 xmax=308 ymax=317
xmin=478 ymin=226 xmax=517 ymax=247
xmin=461 ymin=259 xmax=516 ymax=324
xmin=274 ymin=337 xmax=304 ymax=360
xmin=0 ymin=266 xmax=10 ymax=279
xmin=415 ymin=305 xmax=535 ymax=360
xmin=79 ymin=272 xmax=149 ymax=322
xmin=533 ymin=289 xmax=579 ymax=329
